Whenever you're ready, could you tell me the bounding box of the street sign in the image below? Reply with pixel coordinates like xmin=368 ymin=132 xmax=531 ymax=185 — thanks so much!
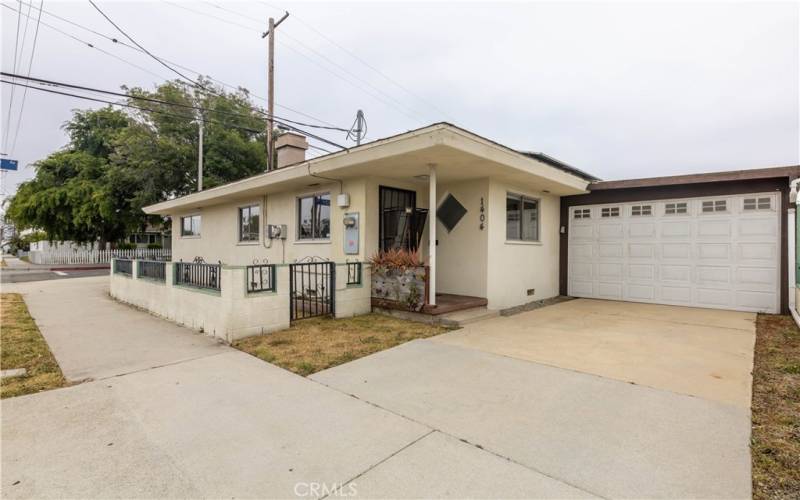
xmin=0 ymin=159 xmax=18 ymax=171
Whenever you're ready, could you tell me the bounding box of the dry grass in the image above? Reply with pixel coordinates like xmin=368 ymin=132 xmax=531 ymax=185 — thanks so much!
xmin=234 ymin=313 xmax=450 ymax=376
xmin=752 ymin=314 xmax=800 ymax=499
xmin=1 ymin=293 xmax=66 ymax=398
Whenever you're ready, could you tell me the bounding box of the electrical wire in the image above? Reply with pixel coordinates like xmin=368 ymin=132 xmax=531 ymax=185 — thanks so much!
xmin=164 ymin=1 xmax=427 ymax=125
xmin=9 ymin=0 xmax=343 ymax=129
xmin=8 ymin=0 xmax=45 ymax=155
xmin=0 ymin=75 xmax=347 ymax=150
xmin=2 ymin=0 xmax=25 ymax=151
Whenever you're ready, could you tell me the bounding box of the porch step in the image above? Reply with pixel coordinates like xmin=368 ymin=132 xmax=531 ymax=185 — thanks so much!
xmin=439 ymin=307 xmax=499 ymax=327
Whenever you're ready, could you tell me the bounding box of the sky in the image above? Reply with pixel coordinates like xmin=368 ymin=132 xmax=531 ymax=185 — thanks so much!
xmin=1 ymin=1 xmax=798 ymax=200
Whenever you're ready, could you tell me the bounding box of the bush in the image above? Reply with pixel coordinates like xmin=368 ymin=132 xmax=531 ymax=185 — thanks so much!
xmin=368 ymin=248 xmax=423 ymax=269
xmin=116 ymin=242 xmax=136 ymax=250
xmin=147 ymin=243 xmax=162 ymax=250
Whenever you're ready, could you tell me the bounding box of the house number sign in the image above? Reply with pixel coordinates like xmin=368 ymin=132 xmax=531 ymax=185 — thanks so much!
xmin=479 ymin=197 xmax=485 ymax=230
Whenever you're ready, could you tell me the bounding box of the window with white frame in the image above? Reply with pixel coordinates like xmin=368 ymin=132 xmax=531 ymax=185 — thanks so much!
xmin=701 ymin=200 xmax=727 ymax=213
xmin=506 ymin=193 xmax=539 ymax=241
xmin=180 ymin=215 xmax=201 ymax=237
xmin=743 ymin=197 xmax=772 ymax=211
xmin=601 ymin=207 xmax=620 ymax=218
xmin=665 ymin=202 xmax=688 ymax=215
xmin=573 ymin=208 xmax=591 ymax=219
xmin=238 ymin=204 xmax=260 ymax=242
xmin=297 ymin=193 xmax=331 ymax=240
xmin=631 ymin=205 xmax=652 ymax=216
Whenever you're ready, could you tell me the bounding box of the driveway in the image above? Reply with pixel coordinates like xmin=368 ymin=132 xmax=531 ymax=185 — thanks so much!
xmin=311 ymin=299 xmax=756 ymax=498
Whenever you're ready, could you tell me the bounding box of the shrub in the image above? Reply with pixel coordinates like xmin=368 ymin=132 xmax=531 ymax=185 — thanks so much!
xmin=368 ymin=248 xmax=423 ymax=269
xmin=147 ymin=243 xmax=162 ymax=250
xmin=116 ymin=242 xmax=136 ymax=250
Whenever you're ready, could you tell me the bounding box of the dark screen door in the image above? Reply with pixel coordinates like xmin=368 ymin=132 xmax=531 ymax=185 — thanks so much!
xmin=379 ymin=186 xmax=417 ymax=251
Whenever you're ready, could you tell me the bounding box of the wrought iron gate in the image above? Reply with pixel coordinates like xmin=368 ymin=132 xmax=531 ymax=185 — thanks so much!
xmin=289 ymin=260 xmax=335 ymax=321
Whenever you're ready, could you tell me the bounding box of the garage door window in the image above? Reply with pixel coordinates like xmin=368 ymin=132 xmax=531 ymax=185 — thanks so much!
xmin=573 ymin=208 xmax=591 ymax=219
xmin=601 ymin=207 xmax=620 ymax=218
xmin=744 ymin=197 xmax=772 ymax=211
xmin=631 ymin=205 xmax=652 ymax=216
xmin=701 ymin=200 xmax=727 ymax=213
xmin=506 ymin=193 xmax=539 ymax=241
xmin=665 ymin=202 xmax=688 ymax=215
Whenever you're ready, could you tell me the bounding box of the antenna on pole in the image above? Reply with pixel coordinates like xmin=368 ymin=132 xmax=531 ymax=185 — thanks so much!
xmin=346 ymin=110 xmax=367 ymax=146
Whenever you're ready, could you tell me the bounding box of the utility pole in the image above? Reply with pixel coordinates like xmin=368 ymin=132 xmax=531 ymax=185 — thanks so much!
xmin=262 ymin=12 xmax=289 ymax=171
xmin=347 ymin=110 xmax=367 ymax=145
xmin=197 ymin=118 xmax=203 ymax=191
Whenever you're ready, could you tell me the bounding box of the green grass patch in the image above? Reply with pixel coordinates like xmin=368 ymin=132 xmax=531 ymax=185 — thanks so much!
xmin=1 ymin=293 xmax=66 ymax=398
xmin=234 ymin=313 xmax=451 ymax=377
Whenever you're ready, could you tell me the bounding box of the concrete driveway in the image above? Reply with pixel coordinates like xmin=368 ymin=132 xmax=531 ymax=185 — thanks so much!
xmin=434 ymin=298 xmax=757 ymax=407
xmin=312 ymin=299 xmax=756 ymax=498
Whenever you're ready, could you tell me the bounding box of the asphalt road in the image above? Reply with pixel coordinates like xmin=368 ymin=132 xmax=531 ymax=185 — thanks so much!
xmin=1 ymin=268 xmax=110 ymax=284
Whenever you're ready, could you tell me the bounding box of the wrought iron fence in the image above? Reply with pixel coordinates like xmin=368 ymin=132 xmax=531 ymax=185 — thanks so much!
xmin=113 ymin=258 xmax=133 ymax=276
xmin=137 ymin=260 xmax=166 ymax=282
xmin=346 ymin=262 xmax=362 ymax=285
xmin=246 ymin=264 xmax=276 ymax=293
xmin=290 ymin=260 xmax=335 ymax=321
xmin=174 ymin=261 xmax=221 ymax=291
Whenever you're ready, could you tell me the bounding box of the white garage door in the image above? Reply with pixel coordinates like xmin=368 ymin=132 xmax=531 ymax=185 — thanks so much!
xmin=568 ymin=193 xmax=780 ymax=313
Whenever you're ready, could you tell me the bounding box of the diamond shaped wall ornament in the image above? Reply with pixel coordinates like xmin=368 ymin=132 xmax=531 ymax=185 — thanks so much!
xmin=437 ymin=193 xmax=467 ymax=232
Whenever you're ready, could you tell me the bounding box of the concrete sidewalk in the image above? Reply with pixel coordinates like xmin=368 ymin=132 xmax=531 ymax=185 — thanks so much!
xmin=3 ymin=276 xmax=225 ymax=382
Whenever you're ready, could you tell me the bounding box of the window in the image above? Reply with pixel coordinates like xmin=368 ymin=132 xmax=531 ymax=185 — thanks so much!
xmin=573 ymin=208 xmax=591 ymax=219
xmin=238 ymin=205 xmax=260 ymax=242
xmin=744 ymin=197 xmax=772 ymax=211
xmin=297 ymin=193 xmax=330 ymax=240
xmin=631 ymin=205 xmax=652 ymax=216
xmin=601 ymin=207 xmax=620 ymax=218
xmin=181 ymin=215 xmax=201 ymax=237
xmin=506 ymin=193 xmax=539 ymax=241
xmin=701 ymin=200 xmax=726 ymax=213
xmin=665 ymin=202 xmax=688 ymax=215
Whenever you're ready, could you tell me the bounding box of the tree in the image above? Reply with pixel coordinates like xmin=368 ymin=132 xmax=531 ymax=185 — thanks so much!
xmin=6 ymin=80 xmax=269 ymax=244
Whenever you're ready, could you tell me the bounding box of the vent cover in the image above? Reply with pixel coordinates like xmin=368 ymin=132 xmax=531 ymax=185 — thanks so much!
xmin=436 ymin=194 xmax=467 ymax=232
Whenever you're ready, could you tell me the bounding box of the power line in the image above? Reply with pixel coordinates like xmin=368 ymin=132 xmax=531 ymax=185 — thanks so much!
xmin=2 ymin=2 xmax=349 ymax=135
xmin=205 ymin=1 xmax=431 ymax=124
xmin=0 ymin=75 xmax=348 ymax=150
xmin=2 ymin=0 xmax=27 ymax=151
xmin=259 ymin=0 xmax=453 ymax=121
xmin=8 ymin=0 xmax=44 ymax=155
xmin=164 ymin=1 xmax=427 ymax=125
xmin=9 ymin=0 xmax=342 ymax=128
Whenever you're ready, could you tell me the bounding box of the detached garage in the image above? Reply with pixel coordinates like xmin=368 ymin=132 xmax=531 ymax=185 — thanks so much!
xmin=559 ymin=167 xmax=800 ymax=314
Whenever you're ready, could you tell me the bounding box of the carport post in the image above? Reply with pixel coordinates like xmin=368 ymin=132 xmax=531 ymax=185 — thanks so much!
xmin=429 ymin=164 xmax=436 ymax=306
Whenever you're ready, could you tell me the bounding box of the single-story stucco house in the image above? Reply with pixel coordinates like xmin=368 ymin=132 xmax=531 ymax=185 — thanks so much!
xmin=109 ymin=122 xmax=799 ymax=341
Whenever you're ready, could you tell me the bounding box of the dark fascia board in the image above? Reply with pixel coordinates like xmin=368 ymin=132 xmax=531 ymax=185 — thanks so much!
xmin=588 ymin=165 xmax=800 ymax=191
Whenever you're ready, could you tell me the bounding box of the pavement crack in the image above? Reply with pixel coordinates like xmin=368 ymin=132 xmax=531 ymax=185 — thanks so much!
xmin=96 ymin=351 xmax=231 ymax=381
xmin=320 ymin=429 xmax=436 ymax=500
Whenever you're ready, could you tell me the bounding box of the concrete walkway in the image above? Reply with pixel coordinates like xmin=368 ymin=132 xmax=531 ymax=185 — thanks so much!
xmin=2 ymin=277 xmax=591 ymax=498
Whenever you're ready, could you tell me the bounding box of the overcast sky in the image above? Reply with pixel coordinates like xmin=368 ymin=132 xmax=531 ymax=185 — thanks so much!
xmin=1 ymin=1 xmax=798 ymax=199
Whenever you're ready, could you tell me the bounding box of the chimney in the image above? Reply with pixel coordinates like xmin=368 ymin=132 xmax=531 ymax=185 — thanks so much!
xmin=275 ymin=131 xmax=308 ymax=169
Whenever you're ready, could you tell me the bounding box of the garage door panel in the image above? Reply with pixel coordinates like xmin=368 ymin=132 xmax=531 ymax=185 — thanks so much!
xmin=568 ymin=192 xmax=779 ymax=313
xmin=697 ymin=220 xmax=732 ymax=237
xmin=599 ymin=243 xmax=623 ymax=258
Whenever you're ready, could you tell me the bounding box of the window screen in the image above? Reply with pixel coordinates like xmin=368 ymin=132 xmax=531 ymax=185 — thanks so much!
xmin=506 ymin=193 xmax=539 ymax=241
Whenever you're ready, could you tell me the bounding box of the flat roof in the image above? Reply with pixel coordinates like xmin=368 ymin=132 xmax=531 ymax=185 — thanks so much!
xmin=589 ymin=165 xmax=800 ymax=191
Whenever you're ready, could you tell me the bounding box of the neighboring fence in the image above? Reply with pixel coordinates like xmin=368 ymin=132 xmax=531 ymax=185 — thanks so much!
xmin=137 ymin=260 xmax=166 ymax=282
xmin=246 ymin=264 xmax=276 ymax=293
xmin=29 ymin=248 xmax=171 ymax=265
xmin=174 ymin=261 xmax=221 ymax=291
xmin=113 ymin=258 xmax=133 ymax=276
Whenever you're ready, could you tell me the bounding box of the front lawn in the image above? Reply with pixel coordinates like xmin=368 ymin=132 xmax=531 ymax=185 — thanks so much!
xmin=751 ymin=314 xmax=800 ymax=499
xmin=1 ymin=293 xmax=66 ymax=398
xmin=234 ymin=313 xmax=450 ymax=376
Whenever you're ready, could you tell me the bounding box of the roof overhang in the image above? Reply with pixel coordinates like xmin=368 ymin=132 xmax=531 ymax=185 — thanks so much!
xmin=589 ymin=165 xmax=800 ymax=191
xmin=144 ymin=123 xmax=593 ymax=215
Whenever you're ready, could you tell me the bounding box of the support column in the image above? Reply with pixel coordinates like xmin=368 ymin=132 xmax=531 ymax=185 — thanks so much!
xmin=428 ymin=164 xmax=437 ymax=306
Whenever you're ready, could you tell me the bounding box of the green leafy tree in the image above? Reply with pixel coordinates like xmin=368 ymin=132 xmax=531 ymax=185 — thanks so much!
xmin=6 ymin=80 xmax=269 ymax=244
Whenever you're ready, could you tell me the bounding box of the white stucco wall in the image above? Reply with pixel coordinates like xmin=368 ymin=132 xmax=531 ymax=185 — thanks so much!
xmin=109 ymin=261 xmax=371 ymax=341
xmin=485 ymin=179 xmax=562 ymax=309
xmin=434 ymin=178 xmax=489 ymax=298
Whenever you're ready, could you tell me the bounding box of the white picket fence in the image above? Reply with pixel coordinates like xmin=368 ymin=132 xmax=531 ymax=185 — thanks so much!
xmin=28 ymin=248 xmax=171 ymax=265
